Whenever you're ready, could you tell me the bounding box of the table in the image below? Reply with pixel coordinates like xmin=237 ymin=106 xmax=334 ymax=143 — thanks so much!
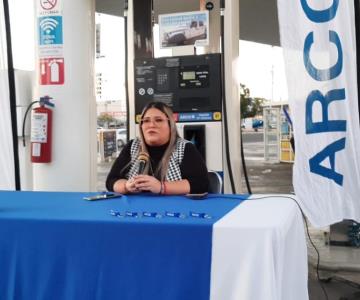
xmin=211 ymin=195 xmax=308 ymax=300
xmin=0 ymin=191 xmax=308 ymax=300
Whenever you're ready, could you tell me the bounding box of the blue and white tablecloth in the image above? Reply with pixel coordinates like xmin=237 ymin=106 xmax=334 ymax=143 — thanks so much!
xmin=0 ymin=191 xmax=308 ymax=300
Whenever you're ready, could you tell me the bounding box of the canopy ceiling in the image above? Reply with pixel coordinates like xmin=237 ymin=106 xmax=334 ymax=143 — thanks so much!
xmin=95 ymin=0 xmax=280 ymax=46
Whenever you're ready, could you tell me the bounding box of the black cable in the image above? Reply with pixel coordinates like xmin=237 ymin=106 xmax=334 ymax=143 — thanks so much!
xmin=3 ymin=0 xmax=21 ymax=190
xmin=240 ymin=127 xmax=252 ymax=194
xmin=21 ymin=101 xmax=39 ymax=147
xmin=124 ymin=0 xmax=130 ymax=143
xmin=249 ymin=194 xmax=329 ymax=300
xmin=219 ymin=0 xmax=236 ymax=194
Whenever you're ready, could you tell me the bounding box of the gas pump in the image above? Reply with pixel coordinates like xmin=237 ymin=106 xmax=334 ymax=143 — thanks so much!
xmin=133 ymin=54 xmax=223 ymax=174
xmin=127 ymin=0 xmax=241 ymax=193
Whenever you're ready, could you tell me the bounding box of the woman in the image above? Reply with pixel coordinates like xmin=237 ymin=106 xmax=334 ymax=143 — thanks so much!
xmin=106 ymin=102 xmax=208 ymax=195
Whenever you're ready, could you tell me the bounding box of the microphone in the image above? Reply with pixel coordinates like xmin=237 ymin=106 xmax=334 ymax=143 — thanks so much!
xmin=137 ymin=152 xmax=149 ymax=174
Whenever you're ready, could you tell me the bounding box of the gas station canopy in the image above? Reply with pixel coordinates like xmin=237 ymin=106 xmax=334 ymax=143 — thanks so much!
xmin=95 ymin=0 xmax=280 ymax=46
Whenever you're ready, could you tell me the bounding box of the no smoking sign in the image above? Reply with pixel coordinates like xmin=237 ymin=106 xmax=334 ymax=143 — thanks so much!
xmin=40 ymin=0 xmax=57 ymax=10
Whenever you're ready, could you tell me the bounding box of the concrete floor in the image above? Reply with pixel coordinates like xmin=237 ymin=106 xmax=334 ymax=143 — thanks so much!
xmin=97 ymin=131 xmax=360 ymax=300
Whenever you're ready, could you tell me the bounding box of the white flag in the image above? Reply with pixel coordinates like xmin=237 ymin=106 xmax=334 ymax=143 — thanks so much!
xmin=277 ymin=0 xmax=360 ymax=227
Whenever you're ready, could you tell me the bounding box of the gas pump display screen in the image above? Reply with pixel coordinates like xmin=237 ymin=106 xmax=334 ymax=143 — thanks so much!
xmin=134 ymin=54 xmax=221 ymax=118
xmin=179 ymin=66 xmax=209 ymax=89
xmin=182 ymin=71 xmax=195 ymax=80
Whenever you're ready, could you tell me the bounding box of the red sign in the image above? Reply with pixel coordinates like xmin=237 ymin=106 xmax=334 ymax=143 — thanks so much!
xmin=40 ymin=0 xmax=57 ymax=10
xmin=39 ymin=58 xmax=64 ymax=85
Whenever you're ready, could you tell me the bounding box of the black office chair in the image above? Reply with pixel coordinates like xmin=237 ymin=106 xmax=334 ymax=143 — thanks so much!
xmin=208 ymin=171 xmax=223 ymax=194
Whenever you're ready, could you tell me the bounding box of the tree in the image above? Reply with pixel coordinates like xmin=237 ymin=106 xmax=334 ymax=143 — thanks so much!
xmin=240 ymin=84 xmax=265 ymax=119
xmin=97 ymin=113 xmax=116 ymax=128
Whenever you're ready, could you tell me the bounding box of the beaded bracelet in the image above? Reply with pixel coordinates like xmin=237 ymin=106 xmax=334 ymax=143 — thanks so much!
xmin=159 ymin=181 xmax=164 ymax=195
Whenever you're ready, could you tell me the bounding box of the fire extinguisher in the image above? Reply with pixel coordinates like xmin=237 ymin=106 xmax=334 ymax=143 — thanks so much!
xmin=22 ymin=96 xmax=55 ymax=163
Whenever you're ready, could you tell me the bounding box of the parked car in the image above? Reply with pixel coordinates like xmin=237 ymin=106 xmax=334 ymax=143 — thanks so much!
xmin=116 ymin=129 xmax=127 ymax=150
xmin=252 ymin=119 xmax=263 ymax=131
xmin=241 ymin=118 xmax=263 ymax=131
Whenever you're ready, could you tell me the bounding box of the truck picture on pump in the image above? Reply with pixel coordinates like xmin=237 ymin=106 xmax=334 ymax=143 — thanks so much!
xmin=162 ymin=20 xmax=207 ymax=46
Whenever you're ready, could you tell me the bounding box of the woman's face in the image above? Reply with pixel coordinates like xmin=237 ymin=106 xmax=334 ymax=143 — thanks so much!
xmin=141 ymin=107 xmax=171 ymax=146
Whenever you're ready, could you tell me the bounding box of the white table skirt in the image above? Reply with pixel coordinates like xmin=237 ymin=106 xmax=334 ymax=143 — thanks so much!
xmin=210 ymin=195 xmax=308 ymax=300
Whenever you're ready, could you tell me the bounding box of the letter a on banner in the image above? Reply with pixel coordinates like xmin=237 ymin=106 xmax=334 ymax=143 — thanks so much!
xmin=277 ymin=0 xmax=360 ymax=227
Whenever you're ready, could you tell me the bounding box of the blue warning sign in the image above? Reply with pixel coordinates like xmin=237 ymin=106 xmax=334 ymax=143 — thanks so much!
xmin=38 ymin=16 xmax=63 ymax=45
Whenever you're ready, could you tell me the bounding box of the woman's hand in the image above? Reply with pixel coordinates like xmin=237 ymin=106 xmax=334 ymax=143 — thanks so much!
xmin=125 ymin=178 xmax=141 ymax=193
xmin=133 ymin=175 xmax=161 ymax=194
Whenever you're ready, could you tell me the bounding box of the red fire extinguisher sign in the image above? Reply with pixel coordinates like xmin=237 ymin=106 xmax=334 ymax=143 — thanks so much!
xmin=39 ymin=58 xmax=64 ymax=85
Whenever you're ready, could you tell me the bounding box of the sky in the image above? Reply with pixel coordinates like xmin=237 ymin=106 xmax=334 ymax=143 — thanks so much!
xmin=238 ymin=40 xmax=288 ymax=101
xmin=9 ymin=0 xmax=35 ymax=71
xmin=9 ymin=6 xmax=288 ymax=103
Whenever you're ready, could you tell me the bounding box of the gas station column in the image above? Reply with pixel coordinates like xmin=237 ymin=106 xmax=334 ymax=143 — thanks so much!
xmin=33 ymin=0 xmax=97 ymax=191
xmin=223 ymin=0 xmax=241 ymax=193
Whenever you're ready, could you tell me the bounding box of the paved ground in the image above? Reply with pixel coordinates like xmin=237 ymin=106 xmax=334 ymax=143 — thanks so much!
xmin=241 ymin=131 xmax=294 ymax=194
xmin=97 ymin=160 xmax=112 ymax=192
xmin=97 ymin=131 xmax=360 ymax=300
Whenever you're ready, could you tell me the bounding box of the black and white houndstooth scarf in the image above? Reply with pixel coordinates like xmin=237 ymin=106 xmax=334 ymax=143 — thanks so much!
xmin=126 ymin=137 xmax=188 ymax=181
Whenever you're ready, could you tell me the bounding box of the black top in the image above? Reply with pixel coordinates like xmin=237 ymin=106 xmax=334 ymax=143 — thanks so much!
xmin=106 ymin=139 xmax=209 ymax=194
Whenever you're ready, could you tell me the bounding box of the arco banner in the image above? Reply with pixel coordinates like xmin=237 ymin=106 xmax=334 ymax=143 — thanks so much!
xmin=278 ymin=0 xmax=360 ymax=227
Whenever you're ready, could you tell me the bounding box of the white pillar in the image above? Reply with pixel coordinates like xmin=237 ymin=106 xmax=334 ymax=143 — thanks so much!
xmin=223 ymin=0 xmax=242 ymax=193
xmin=33 ymin=0 xmax=97 ymax=191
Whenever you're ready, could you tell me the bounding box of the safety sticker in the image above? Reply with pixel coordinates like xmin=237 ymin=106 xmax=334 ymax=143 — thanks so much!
xmin=31 ymin=113 xmax=48 ymax=143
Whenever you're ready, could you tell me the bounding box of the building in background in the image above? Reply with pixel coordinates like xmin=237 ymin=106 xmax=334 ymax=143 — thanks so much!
xmin=95 ymin=13 xmax=126 ymax=125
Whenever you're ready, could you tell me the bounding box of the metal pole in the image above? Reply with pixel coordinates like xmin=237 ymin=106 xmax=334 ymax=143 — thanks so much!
xmin=124 ymin=0 xmax=130 ymax=143
xmin=2 ymin=0 xmax=21 ymax=190
xmin=220 ymin=0 xmax=236 ymax=194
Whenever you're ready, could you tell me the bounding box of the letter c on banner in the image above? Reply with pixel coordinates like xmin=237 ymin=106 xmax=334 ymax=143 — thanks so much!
xmin=300 ymin=0 xmax=339 ymax=23
xmin=303 ymin=30 xmax=343 ymax=81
